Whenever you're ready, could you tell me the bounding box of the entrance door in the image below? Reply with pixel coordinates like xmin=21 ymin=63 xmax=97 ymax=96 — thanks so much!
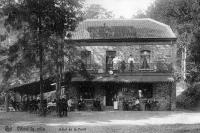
xmin=138 ymin=83 xmax=153 ymax=98
xmin=106 ymin=88 xmax=117 ymax=106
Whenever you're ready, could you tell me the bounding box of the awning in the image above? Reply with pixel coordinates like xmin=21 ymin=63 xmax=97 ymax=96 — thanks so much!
xmin=11 ymin=73 xmax=174 ymax=95
xmin=10 ymin=78 xmax=55 ymax=95
xmin=9 ymin=72 xmax=72 ymax=95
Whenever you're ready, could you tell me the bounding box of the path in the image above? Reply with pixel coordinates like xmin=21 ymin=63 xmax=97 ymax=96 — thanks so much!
xmin=0 ymin=111 xmax=200 ymax=133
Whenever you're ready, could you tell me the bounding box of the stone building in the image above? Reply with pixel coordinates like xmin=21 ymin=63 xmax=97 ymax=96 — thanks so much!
xmin=9 ymin=18 xmax=177 ymax=111
xmin=66 ymin=18 xmax=177 ymax=111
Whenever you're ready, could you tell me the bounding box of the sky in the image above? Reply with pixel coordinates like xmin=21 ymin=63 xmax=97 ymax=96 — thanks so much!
xmin=85 ymin=0 xmax=155 ymax=18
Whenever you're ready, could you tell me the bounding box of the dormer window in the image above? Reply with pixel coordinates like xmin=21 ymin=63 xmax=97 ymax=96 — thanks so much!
xmin=140 ymin=50 xmax=151 ymax=69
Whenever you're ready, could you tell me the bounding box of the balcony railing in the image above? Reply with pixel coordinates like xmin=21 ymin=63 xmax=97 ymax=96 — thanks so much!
xmin=84 ymin=62 xmax=173 ymax=74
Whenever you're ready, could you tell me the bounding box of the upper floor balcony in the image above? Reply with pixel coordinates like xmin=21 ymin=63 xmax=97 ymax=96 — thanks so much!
xmin=84 ymin=61 xmax=173 ymax=75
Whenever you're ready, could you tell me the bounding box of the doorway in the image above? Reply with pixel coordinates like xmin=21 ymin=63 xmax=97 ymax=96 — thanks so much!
xmin=106 ymin=51 xmax=116 ymax=72
xmin=105 ymin=88 xmax=118 ymax=106
xmin=138 ymin=83 xmax=153 ymax=98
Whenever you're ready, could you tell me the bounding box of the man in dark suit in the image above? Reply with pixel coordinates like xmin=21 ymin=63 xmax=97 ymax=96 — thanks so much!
xmin=62 ymin=98 xmax=68 ymax=116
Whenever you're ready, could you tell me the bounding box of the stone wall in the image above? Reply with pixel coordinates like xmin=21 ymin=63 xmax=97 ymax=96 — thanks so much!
xmin=78 ymin=42 xmax=174 ymax=72
xmin=153 ymin=82 xmax=172 ymax=111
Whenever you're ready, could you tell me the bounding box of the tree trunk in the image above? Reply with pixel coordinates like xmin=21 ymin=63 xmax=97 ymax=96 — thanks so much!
xmin=39 ymin=44 xmax=44 ymax=116
xmin=5 ymin=92 xmax=9 ymax=112
xmin=182 ymin=46 xmax=187 ymax=80
xmin=56 ymin=37 xmax=64 ymax=116
xmin=56 ymin=37 xmax=62 ymax=115
xmin=38 ymin=0 xmax=44 ymax=116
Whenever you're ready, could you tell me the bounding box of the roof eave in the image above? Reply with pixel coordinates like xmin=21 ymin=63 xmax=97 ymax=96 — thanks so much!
xmin=65 ymin=38 xmax=177 ymax=44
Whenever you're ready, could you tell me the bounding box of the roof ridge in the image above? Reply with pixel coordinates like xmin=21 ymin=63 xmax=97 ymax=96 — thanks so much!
xmin=83 ymin=18 xmax=171 ymax=28
xmin=85 ymin=18 xmax=152 ymax=21
xmin=146 ymin=18 xmax=169 ymax=28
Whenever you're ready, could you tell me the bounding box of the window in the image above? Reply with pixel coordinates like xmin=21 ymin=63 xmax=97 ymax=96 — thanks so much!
xmin=81 ymin=50 xmax=91 ymax=69
xmin=106 ymin=51 xmax=116 ymax=72
xmin=140 ymin=50 xmax=151 ymax=69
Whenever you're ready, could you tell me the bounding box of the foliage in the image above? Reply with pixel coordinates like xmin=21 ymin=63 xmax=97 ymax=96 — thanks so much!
xmin=83 ymin=4 xmax=114 ymax=19
xmin=156 ymin=62 xmax=172 ymax=73
xmin=132 ymin=10 xmax=147 ymax=18
xmin=189 ymin=30 xmax=200 ymax=65
xmin=176 ymin=83 xmax=200 ymax=109
xmin=0 ymin=0 xmax=83 ymax=92
xmin=186 ymin=30 xmax=200 ymax=83
xmin=146 ymin=0 xmax=200 ymax=83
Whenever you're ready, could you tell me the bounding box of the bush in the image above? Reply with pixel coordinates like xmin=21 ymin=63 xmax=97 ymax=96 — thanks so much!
xmin=176 ymin=83 xmax=200 ymax=109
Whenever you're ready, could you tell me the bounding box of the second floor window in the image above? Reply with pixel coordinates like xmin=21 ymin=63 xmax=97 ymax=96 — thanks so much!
xmin=106 ymin=51 xmax=116 ymax=72
xmin=140 ymin=50 xmax=151 ymax=69
xmin=81 ymin=50 xmax=91 ymax=68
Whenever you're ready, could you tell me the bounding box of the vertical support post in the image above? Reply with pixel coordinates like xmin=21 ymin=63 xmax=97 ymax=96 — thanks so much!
xmin=171 ymin=41 xmax=177 ymax=73
xmin=170 ymin=41 xmax=177 ymax=111
xmin=20 ymin=94 xmax=23 ymax=103
xmin=171 ymin=82 xmax=176 ymax=111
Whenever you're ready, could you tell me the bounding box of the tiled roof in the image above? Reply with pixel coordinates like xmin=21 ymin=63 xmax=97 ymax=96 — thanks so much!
xmin=70 ymin=18 xmax=176 ymax=40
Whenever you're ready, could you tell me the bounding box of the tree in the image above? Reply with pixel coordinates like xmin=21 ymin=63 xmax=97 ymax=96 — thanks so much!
xmin=1 ymin=0 xmax=83 ymax=115
xmin=83 ymin=4 xmax=114 ymax=19
xmin=132 ymin=10 xmax=147 ymax=19
xmin=188 ymin=30 xmax=200 ymax=83
xmin=146 ymin=0 xmax=199 ymax=82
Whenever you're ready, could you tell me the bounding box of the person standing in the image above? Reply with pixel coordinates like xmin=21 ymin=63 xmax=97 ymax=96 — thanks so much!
xmin=62 ymin=98 xmax=68 ymax=117
xmin=112 ymin=95 xmax=118 ymax=110
xmin=141 ymin=55 xmax=150 ymax=69
xmin=128 ymin=54 xmax=135 ymax=72
xmin=67 ymin=97 xmax=73 ymax=112
xmin=134 ymin=98 xmax=140 ymax=111
xmin=113 ymin=56 xmax=121 ymax=72
xmin=78 ymin=96 xmax=85 ymax=111
xmin=57 ymin=98 xmax=63 ymax=117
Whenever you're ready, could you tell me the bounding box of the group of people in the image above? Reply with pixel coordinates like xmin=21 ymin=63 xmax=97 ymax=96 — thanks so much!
xmin=10 ymin=99 xmax=43 ymax=113
xmin=9 ymin=96 xmax=75 ymax=117
xmin=9 ymin=96 xmax=103 ymax=116
xmin=107 ymin=54 xmax=135 ymax=73
xmin=57 ymin=98 xmax=68 ymax=117
xmin=123 ymin=98 xmax=159 ymax=111
xmin=107 ymin=52 xmax=151 ymax=73
xmin=77 ymin=96 xmax=102 ymax=111
xmin=93 ymin=98 xmax=102 ymax=111
xmin=144 ymin=99 xmax=159 ymax=111
xmin=51 ymin=96 xmax=76 ymax=117
xmin=123 ymin=98 xmax=141 ymax=111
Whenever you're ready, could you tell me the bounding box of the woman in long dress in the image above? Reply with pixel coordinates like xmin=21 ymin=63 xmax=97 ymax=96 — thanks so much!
xmin=141 ymin=57 xmax=149 ymax=69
